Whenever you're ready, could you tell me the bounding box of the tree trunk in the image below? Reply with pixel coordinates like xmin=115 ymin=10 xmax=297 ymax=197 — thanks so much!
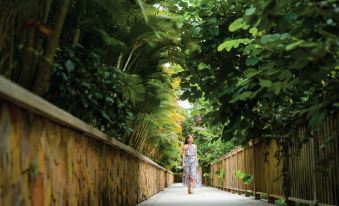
xmin=32 ymin=0 xmax=71 ymax=96
xmin=18 ymin=27 xmax=37 ymax=87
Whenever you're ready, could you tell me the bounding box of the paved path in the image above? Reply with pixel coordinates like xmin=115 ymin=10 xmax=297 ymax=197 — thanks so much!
xmin=137 ymin=183 xmax=276 ymax=206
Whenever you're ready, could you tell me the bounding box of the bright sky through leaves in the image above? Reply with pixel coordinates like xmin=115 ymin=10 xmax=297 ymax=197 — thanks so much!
xmin=177 ymin=100 xmax=193 ymax=109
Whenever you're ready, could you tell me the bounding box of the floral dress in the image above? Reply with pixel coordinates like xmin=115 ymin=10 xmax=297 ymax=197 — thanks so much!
xmin=182 ymin=144 xmax=201 ymax=187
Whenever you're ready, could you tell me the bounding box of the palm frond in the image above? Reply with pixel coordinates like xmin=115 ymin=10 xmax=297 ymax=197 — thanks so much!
xmin=121 ymin=73 xmax=146 ymax=107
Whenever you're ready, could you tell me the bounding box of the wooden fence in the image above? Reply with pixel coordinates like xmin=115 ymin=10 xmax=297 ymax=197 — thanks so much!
xmin=211 ymin=112 xmax=338 ymax=205
xmin=0 ymin=76 xmax=173 ymax=206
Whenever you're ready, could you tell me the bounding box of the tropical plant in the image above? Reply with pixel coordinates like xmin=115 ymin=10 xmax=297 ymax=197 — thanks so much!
xmin=1 ymin=0 xmax=186 ymax=169
xmin=215 ymin=169 xmax=225 ymax=187
xmin=46 ymin=44 xmax=136 ymax=138
xmin=234 ymin=170 xmax=253 ymax=185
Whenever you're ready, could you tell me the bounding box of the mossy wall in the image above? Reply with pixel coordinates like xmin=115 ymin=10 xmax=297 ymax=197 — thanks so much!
xmin=0 ymin=77 xmax=173 ymax=206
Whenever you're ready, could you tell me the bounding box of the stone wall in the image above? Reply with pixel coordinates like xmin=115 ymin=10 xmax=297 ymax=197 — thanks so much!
xmin=0 ymin=76 xmax=173 ymax=206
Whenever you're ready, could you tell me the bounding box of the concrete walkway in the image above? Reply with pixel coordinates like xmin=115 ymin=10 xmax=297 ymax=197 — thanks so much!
xmin=137 ymin=183 xmax=277 ymax=206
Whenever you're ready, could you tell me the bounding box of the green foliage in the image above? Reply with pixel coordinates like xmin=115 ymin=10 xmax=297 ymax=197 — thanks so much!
xmin=234 ymin=170 xmax=253 ymax=185
xmin=229 ymin=18 xmax=249 ymax=32
xmin=164 ymin=0 xmax=339 ymax=195
xmin=276 ymin=198 xmax=287 ymax=206
xmin=170 ymin=0 xmax=339 ymax=148
xmin=217 ymin=38 xmax=252 ymax=52
xmin=42 ymin=0 xmax=186 ymax=168
xmin=216 ymin=169 xmax=225 ymax=186
xmin=46 ymin=44 xmax=135 ymax=138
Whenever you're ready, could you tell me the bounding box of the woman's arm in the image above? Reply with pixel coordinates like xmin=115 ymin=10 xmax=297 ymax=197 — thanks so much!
xmin=182 ymin=145 xmax=185 ymax=167
xmin=195 ymin=145 xmax=199 ymax=167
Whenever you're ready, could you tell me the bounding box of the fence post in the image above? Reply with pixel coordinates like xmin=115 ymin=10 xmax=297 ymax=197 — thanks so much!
xmin=284 ymin=145 xmax=294 ymax=206
xmin=244 ymin=148 xmax=250 ymax=197
xmin=236 ymin=148 xmax=240 ymax=195
xmin=267 ymin=142 xmax=275 ymax=204
xmin=252 ymin=142 xmax=260 ymax=199
xmin=311 ymin=131 xmax=319 ymax=204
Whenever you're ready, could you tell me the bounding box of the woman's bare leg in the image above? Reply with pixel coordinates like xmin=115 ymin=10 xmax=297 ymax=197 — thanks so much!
xmin=190 ymin=179 xmax=193 ymax=193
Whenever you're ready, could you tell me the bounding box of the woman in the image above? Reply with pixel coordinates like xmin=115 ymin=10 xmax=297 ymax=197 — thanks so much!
xmin=182 ymin=135 xmax=201 ymax=194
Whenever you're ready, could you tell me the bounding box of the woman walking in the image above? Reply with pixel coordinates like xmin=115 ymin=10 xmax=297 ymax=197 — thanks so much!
xmin=182 ymin=135 xmax=201 ymax=194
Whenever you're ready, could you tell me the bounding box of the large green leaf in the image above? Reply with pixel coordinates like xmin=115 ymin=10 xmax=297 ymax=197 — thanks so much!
xmin=285 ymin=40 xmax=304 ymax=51
xmin=229 ymin=91 xmax=253 ymax=103
xmin=95 ymin=29 xmax=126 ymax=48
xmin=218 ymin=38 xmax=251 ymax=52
xmin=309 ymin=110 xmax=327 ymax=128
xmin=246 ymin=56 xmax=259 ymax=66
xmin=229 ymin=18 xmax=249 ymax=32
xmin=260 ymin=34 xmax=281 ymax=44
xmin=245 ymin=7 xmax=256 ymax=16
xmin=259 ymin=79 xmax=272 ymax=88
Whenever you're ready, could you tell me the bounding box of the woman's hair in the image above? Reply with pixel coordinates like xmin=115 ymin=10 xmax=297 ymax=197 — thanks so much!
xmin=184 ymin=135 xmax=193 ymax=144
